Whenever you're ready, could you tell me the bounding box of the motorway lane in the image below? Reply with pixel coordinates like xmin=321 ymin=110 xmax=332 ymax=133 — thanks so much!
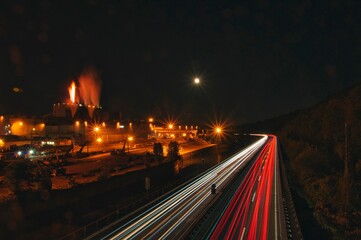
xmin=210 ymin=135 xmax=281 ymax=240
xmin=89 ymin=136 xmax=268 ymax=240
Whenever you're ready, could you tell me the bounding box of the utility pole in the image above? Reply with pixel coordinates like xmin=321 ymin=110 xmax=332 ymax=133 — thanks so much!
xmin=344 ymin=123 xmax=349 ymax=181
xmin=344 ymin=122 xmax=352 ymax=211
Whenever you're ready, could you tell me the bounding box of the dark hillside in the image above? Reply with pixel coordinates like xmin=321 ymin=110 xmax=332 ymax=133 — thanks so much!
xmin=239 ymin=110 xmax=302 ymax=134
xmin=241 ymin=83 xmax=361 ymax=239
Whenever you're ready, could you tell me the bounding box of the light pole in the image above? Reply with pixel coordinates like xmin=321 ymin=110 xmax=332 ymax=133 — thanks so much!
xmin=215 ymin=127 xmax=222 ymax=144
xmin=30 ymin=127 xmax=35 ymax=147
xmin=96 ymin=137 xmax=102 ymax=151
xmin=92 ymin=124 xmax=102 ymax=152
xmin=127 ymin=136 xmax=133 ymax=152
xmin=214 ymin=126 xmax=223 ymax=163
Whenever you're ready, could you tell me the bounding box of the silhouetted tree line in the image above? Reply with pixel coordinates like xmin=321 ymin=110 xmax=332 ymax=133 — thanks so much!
xmin=4 ymin=159 xmax=52 ymax=194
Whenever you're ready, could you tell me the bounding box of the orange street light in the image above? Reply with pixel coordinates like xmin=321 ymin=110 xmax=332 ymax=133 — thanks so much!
xmin=213 ymin=125 xmax=224 ymax=144
xmin=216 ymin=127 xmax=222 ymax=134
xmin=127 ymin=136 xmax=134 ymax=152
xmin=96 ymin=137 xmax=103 ymax=151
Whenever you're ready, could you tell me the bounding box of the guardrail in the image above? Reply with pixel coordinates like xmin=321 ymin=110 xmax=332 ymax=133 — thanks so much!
xmin=278 ymin=143 xmax=304 ymax=240
xmin=58 ymin=175 xmax=192 ymax=240
xmin=59 ymin=144 xmax=220 ymax=239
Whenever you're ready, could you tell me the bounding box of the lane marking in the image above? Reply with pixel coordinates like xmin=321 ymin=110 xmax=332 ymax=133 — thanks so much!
xmin=240 ymin=227 xmax=246 ymax=240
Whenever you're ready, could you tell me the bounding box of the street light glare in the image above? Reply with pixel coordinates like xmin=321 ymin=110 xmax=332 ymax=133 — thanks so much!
xmin=194 ymin=78 xmax=200 ymax=84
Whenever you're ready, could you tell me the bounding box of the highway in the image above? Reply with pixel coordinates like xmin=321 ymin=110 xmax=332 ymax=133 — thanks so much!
xmin=210 ymin=135 xmax=283 ymax=240
xmin=88 ymin=135 xmax=268 ymax=240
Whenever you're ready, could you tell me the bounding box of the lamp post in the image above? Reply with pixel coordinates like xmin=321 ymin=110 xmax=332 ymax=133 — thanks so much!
xmin=215 ymin=127 xmax=222 ymax=144
xmin=127 ymin=136 xmax=133 ymax=152
xmin=30 ymin=127 xmax=35 ymax=147
xmin=96 ymin=137 xmax=102 ymax=151
xmin=214 ymin=126 xmax=223 ymax=163
xmin=168 ymin=123 xmax=174 ymax=139
xmin=84 ymin=121 xmax=88 ymax=144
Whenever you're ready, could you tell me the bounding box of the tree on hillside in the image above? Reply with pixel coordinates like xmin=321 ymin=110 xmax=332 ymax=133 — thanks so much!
xmin=5 ymin=159 xmax=53 ymax=193
xmin=167 ymin=141 xmax=181 ymax=161
xmin=279 ymin=85 xmax=361 ymax=239
xmin=33 ymin=166 xmax=52 ymax=191
xmin=5 ymin=159 xmax=33 ymax=192
xmin=153 ymin=142 xmax=164 ymax=163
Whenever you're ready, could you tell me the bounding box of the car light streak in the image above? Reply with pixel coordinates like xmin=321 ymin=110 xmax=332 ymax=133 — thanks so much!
xmin=101 ymin=136 xmax=268 ymax=240
xmin=274 ymin=138 xmax=279 ymax=239
xmin=210 ymin=135 xmax=278 ymax=240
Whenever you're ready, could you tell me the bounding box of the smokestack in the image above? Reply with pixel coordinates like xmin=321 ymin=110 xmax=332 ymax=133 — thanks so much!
xmin=68 ymin=81 xmax=76 ymax=103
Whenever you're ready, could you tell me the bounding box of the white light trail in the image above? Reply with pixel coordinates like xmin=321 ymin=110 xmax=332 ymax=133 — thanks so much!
xmin=103 ymin=136 xmax=268 ymax=240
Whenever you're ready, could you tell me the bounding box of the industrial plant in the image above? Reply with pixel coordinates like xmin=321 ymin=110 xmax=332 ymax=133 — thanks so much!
xmin=0 ymin=75 xmax=199 ymax=160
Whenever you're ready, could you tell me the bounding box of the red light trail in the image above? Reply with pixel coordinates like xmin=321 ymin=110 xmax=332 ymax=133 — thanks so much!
xmin=211 ymin=135 xmax=277 ymax=240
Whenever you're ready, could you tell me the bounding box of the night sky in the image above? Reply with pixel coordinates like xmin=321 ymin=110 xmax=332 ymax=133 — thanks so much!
xmin=1 ymin=0 xmax=361 ymax=124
